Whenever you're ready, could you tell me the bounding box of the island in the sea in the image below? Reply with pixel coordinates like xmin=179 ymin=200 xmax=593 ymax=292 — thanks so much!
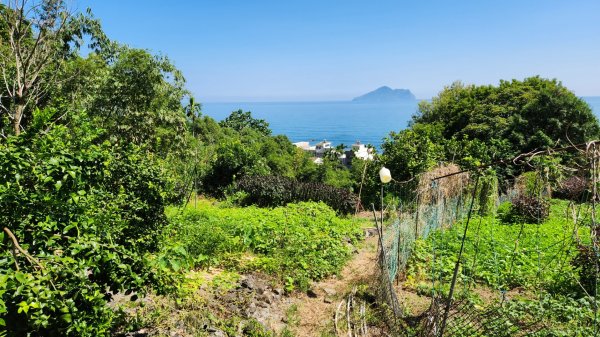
xmin=352 ymin=86 xmax=416 ymax=103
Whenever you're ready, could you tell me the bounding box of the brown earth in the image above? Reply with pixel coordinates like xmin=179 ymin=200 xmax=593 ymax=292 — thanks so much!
xmin=282 ymin=235 xmax=380 ymax=336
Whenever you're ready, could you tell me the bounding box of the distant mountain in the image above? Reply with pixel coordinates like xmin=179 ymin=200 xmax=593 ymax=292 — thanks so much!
xmin=352 ymin=86 xmax=416 ymax=103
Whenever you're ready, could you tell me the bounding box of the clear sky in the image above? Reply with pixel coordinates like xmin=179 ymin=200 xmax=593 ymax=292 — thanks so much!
xmin=78 ymin=0 xmax=600 ymax=102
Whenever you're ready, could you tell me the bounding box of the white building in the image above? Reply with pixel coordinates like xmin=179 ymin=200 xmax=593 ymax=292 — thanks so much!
xmin=350 ymin=141 xmax=374 ymax=161
xmin=314 ymin=140 xmax=332 ymax=158
xmin=293 ymin=141 xmax=316 ymax=156
xmin=294 ymin=140 xmax=366 ymax=166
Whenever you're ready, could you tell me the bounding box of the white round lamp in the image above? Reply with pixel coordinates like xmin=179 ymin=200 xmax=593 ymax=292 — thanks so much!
xmin=379 ymin=167 xmax=392 ymax=184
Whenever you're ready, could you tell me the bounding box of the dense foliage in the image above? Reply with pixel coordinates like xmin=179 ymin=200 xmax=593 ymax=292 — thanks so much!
xmin=165 ymin=201 xmax=363 ymax=290
xmin=219 ymin=109 xmax=272 ymax=136
xmin=235 ymin=175 xmax=358 ymax=214
xmin=382 ymin=77 xmax=600 ymax=183
xmin=554 ymin=176 xmax=589 ymax=201
xmin=509 ymin=194 xmax=550 ymax=223
xmin=0 ymin=120 xmax=174 ymax=335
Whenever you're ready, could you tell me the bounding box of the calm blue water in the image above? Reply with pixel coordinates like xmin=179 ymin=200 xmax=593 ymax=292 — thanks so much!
xmin=203 ymin=97 xmax=600 ymax=149
xmin=203 ymin=101 xmax=419 ymax=149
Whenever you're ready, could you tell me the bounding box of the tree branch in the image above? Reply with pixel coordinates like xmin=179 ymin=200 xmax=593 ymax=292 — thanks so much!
xmin=3 ymin=227 xmax=45 ymax=270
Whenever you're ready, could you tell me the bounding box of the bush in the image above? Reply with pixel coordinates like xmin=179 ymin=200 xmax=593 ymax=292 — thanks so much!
xmin=510 ymin=194 xmax=550 ymax=223
xmin=554 ymin=176 xmax=589 ymax=201
xmin=235 ymin=175 xmax=358 ymax=214
xmin=477 ymin=172 xmax=498 ymax=216
xmin=0 ymin=125 xmax=173 ymax=336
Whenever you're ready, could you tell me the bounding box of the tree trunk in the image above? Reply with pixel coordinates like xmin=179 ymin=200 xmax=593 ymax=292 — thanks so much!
xmin=13 ymin=103 xmax=24 ymax=136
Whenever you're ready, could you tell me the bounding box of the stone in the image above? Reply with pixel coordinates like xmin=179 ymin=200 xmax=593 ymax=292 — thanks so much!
xmin=322 ymin=287 xmax=337 ymax=296
xmin=241 ymin=278 xmax=255 ymax=290
xmin=208 ymin=330 xmax=227 ymax=337
xmin=364 ymin=227 xmax=378 ymax=237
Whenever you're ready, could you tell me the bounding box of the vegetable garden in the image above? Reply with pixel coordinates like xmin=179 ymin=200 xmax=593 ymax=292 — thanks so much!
xmin=373 ymin=143 xmax=600 ymax=336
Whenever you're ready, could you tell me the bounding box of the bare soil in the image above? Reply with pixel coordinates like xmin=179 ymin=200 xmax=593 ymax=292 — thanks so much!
xmin=282 ymin=236 xmax=380 ymax=336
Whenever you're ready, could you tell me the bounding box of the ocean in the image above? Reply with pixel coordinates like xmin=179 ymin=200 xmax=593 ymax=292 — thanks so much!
xmin=203 ymin=97 xmax=600 ymax=150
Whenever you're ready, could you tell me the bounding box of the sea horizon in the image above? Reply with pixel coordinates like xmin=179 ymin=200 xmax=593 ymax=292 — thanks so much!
xmin=203 ymin=96 xmax=600 ymax=150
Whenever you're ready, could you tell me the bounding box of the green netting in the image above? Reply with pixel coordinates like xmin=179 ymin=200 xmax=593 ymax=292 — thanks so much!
xmin=378 ymin=182 xmax=472 ymax=313
xmin=381 ymin=193 xmax=470 ymax=282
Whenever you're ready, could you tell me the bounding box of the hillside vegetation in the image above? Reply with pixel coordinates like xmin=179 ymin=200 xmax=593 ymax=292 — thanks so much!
xmin=2 ymin=1 xmax=600 ymax=336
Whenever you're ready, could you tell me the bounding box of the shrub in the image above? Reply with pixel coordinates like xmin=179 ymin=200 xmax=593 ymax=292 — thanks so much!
xmin=0 ymin=126 xmax=173 ymax=336
xmin=515 ymin=171 xmax=552 ymax=198
xmin=235 ymin=175 xmax=358 ymax=214
xmin=509 ymin=194 xmax=550 ymax=223
xmin=477 ymin=171 xmax=499 ymax=216
xmin=554 ymin=176 xmax=589 ymax=201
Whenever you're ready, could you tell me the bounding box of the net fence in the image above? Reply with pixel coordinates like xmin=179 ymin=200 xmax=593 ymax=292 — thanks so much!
xmin=372 ymin=163 xmax=594 ymax=337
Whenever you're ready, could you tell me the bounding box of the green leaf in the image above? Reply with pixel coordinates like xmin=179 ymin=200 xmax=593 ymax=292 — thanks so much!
xmin=170 ymin=260 xmax=181 ymax=271
xmin=60 ymin=314 xmax=72 ymax=323
xmin=14 ymin=272 xmax=26 ymax=284
xmin=17 ymin=302 xmax=29 ymax=314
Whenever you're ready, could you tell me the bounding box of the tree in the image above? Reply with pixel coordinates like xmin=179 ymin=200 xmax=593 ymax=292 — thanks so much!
xmin=0 ymin=112 xmax=175 ymax=335
xmin=0 ymin=0 xmax=106 ymax=136
xmin=91 ymin=47 xmax=188 ymax=154
xmin=415 ymin=77 xmax=599 ymax=156
xmin=219 ymin=109 xmax=271 ymax=136
xmin=383 ymin=77 xmax=600 ymax=184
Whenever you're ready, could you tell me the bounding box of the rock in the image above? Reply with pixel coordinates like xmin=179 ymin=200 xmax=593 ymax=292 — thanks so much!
xmin=322 ymin=287 xmax=337 ymax=296
xmin=324 ymin=297 xmax=333 ymax=304
xmin=208 ymin=330 xmax=227 ymax=337
xmin=346 ymin=242 xmax=359 ymax=254
xmin=258 ymin=293 xmax=273 ymax=304
xmin=246 ymin=302 xmax=257 ymax=315
xmin=241 ymin=278 xmax=255 ymax=290
xmin=364 ymin=227 xmax=378 ymax=237
xmin=273 ymin=288 xmax=284 ymax=295
xmin=306 ymin=288 xmax=318 ymax=298
xmin=206 ymin=326 xmax=227 ymax=337
xmin=123 ymin=329 xmax=148 ymax=337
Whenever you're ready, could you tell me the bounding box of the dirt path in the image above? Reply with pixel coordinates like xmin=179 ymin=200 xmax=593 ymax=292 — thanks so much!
xmin=287 ymin=235 xmax=379 ymax=336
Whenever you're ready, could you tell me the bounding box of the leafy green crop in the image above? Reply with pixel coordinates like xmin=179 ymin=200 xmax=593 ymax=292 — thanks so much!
xmin=405 ymin=199 xmax=597 ymax=335
xmin=165 ymin=201 xmax=363 ymax=290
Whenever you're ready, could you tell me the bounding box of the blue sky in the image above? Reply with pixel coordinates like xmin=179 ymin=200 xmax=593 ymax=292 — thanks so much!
xmin=79 ymin=0 xmax=600 ymax=102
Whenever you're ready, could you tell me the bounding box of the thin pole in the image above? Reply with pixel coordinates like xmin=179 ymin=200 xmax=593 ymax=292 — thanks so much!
xmin=381 ymin=184 xmax=384 ymax=229
xmin=439 ymin=175 xmax=480 ymax=337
